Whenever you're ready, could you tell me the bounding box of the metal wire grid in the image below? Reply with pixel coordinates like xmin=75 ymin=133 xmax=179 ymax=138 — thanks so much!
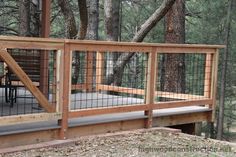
xmin=0 ymin=49 xmax=57 ymax=116
xmin=70 ymin=51 xmax=148 ymax=110
xmin=156 ymin=53 xmax=212 ymax=102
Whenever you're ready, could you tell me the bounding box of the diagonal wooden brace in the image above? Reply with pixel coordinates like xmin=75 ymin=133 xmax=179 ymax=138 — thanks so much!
xmin=0 ymin=49 xmax=55 ymax=113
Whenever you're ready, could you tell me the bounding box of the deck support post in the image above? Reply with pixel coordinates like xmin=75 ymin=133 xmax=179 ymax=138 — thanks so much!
xmin=144 ymin=48 xmax=157 ymax=128
xmin=96 ymin=51 xmax=104 ymax=91
xmin=210 ymin=50 xmax=219 ymax=122
xmin=85 ymin=51 xmax=93 ymax=92
xmin=40 ymin=0 xmax=51 ymax=97
xmin=204 ymin=54 xmax=213 ymax=98
xmin=59 ymin=44 xmax=71 ymax=139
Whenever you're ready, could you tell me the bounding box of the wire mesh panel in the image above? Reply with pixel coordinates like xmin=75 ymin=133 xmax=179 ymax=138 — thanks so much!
xmin=0 ymin=49 xmax=58 ymax=116
xmin=70 ymin=51 xmax=148 ymax=110
xmin=155 ymin=53 xmax=212 ymax=102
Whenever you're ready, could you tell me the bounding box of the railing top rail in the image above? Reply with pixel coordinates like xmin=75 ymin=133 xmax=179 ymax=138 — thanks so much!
xmin=0 ymin=36 xmax=64 ymax=43
xmin=65 ymin=39 xmax=225 ymax=49
xmin=0 ymin=36 xmax=225 ymax=50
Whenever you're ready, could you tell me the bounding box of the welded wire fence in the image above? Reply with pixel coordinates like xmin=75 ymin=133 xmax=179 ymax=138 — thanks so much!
xmin=70 ymin=51 xmax=213 ymax=110
xmin=156 ymin=53 xmax=212 ymax=102
xmin=0 ymin=49 xmax=57 ymax=116
xmin=70 ymin=51 xmax=148 ymax=110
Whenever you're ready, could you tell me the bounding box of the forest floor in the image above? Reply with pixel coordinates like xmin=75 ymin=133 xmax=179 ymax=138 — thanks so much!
xmin=1 ymin=128 xmax=236 ymax=157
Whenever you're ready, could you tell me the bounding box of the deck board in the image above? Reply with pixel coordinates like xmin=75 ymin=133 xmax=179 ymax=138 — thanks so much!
xmin=0 ymin=88 xmax=211 ymax=136
xmin=0 ymin=106 xmax=211 ymax=136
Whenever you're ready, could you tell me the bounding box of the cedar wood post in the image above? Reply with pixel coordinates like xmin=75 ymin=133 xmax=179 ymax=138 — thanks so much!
xmin=96 ymin=51 xmax=104 ymax=91
xmin=85 ymin=52 xmax=93 ymax=92
xmin=204 ymin=53 xmax=213 ymax=98
xmin=59 ymin=43 xmax=71 ymax=139
xmin=144 ymin=48 xmax=157 ymax=128
xmin=40 ymin=0 xmax=50 ymax=97
xmin=210 ymin=49 xmax=219 ymax=122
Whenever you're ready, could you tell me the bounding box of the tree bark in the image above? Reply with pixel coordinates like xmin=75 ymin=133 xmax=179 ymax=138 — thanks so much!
xmin=78 ymin=0 xmax=88 ymax=39
xmin=112 ymin=0 xmax=120 ymax=41
xmin=58 ymin=0 xmax=77 ymax=38
xmin=31 ymin=0 xmax=40 ymax=37
xmin=87 ymin=0 xmax=99 ymax=40
xmin=161 ymin=0 xmax=185 ymax=94
xmin=58 ymin=0 xmax=89 ymax=84
xmin=104 ymin=0 xmax=120 ymax=41
xmin=104 ymin=0 xmax=121 ymax=80
xmin=106 ymin=0 xmax=176 ymax=85
xmin=217 ymin=0 xmax=233 ymax=140
xmin=19 ymin=0 xmax=31 ymax=36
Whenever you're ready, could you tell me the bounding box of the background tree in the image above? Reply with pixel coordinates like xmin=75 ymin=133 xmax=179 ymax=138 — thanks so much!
xmin=106 ymin=0 xmax=176 ymax=86
xmin=161 ymin=0 xmax=185 ymax=94
xmin=86 ymin=0 xmax=99 ymax=40
xmin=217 ymin=0 xmax=233 ymax=140
xmin=19 ymin=0 xmax=30 ymax=36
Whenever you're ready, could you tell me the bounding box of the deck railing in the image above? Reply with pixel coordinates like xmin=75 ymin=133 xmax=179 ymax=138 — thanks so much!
xmin=0 ymin=36 xmax=223 ymax=139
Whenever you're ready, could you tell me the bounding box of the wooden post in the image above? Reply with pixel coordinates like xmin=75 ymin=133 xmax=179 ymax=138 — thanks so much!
xmin=96 ymin=51 xmax=104 ymax=91
xmin=53 ymin=50 xmax=62 ymax=112
xmin=210 ymin=49 xmax=219 ymax=122
xmin=204 ymin=53 xmax=213 ymax=98
xmin=85 ymin=51 xmax=93 ymax=92
xmin=144 ymin=48 xmax=157 ymax=128
xmin=40 ymin=0 xmax=51 ymax=97
xmin=59 ymin=44 xmax=71 ymax=139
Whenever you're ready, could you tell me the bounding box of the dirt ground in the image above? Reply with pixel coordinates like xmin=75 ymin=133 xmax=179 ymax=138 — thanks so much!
xmin=1 ymin=128 xmax=236 ymax=157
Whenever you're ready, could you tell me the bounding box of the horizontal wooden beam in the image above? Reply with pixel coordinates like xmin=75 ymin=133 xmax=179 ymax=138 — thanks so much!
xmin=0 ymin=41 xmax=63 ymax=50
xmin=0 ymin=36 xmax=224 ymax=49
xmin=153 ymin=111 xmax=211 ymax=127
xmin=96 ymin=84 xmax=207 ymax=100
xmin=0 ymin=36 xmax=224 ymax=53
xmin=69 ymin=104 xmax=148 ymax=118
xmin=156 ymin=91 xmax=206 ymax=100
xmin=97 ymin=84 xmax=144 ymax=95
xmin=0 ymin=113 xmax=62 ymax=126
xmin=64 ymin=39 xmax=225 ymax=49
xmin=71 ymin=84 xmax=87 ymax=90
xmin=153 ymin=99 xmax=213 ymax=110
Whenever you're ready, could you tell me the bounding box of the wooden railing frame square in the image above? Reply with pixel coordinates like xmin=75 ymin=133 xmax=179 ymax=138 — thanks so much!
xmin=0 ymin=36 xmax=224 ymax=139
xmin=0 ymin=49 xmax=55 ymax=112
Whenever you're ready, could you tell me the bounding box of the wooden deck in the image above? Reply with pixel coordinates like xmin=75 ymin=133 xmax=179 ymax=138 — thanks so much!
xmin=0 ymin=106 xmax=210 ymax=135
xmin=0 ymin=36 xmax=223 ymax=148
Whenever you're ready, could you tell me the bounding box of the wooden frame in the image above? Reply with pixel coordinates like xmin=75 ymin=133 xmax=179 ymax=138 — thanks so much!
xmin=85 ymin=51 xmax=93 ymax=92
xmin=0 ymin=113 xmax=62 ymax=126
xmin=0 ymin=49 xmax=55 ymax=112
xmin=0 ymin=36 xmax=224 ymax=147
xmin=144 ymin=48 xmax=157 ymax=128
xmin=210 ymin=50 xmax=219 ymax=122
xmin=96 ymin=84 xmax=207 ymax=100
xmin=69 ymin=104 xmax=148 ymax=118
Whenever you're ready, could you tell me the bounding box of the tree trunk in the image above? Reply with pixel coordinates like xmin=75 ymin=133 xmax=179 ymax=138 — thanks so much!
xmin=106 ymin=0 xmax=176 ymax=85
xmin=104 ymin=0 xmax=120 ymax=81
xmin=217 ymin=0 xmax=233 ymax=140
xmin=58 ymin=0 xmax=89 ymax=85
xmin=104 ymin=0 xmax=113 ymax=41
xmin=161 ymin=0 xmax=185 ymax=94
xmin=31 ymin=0 xmax=40 ymax=37
xmin=112 ymin=0 xmax=120 ymax=42
xmin=19 ymin=0 xmax=31 ymax=36
xmin=78 ymin=0 xmax=88 ymax=40
xmin=57 ymin=0 xmax=77 ymax=38
xmin=87 ymin=0 xmax=99 ymax=40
